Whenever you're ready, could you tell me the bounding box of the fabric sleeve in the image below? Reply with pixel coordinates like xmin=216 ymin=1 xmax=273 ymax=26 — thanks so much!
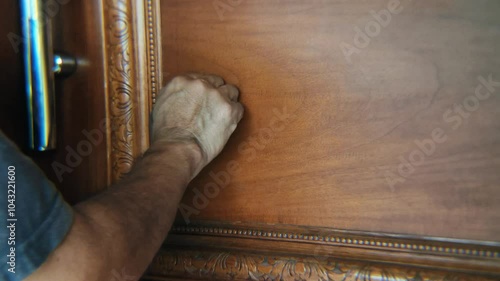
xmin=0 ymin=131 xmax=74 ymax=281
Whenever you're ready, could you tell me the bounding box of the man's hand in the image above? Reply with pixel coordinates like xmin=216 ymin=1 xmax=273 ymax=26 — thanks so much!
xmin=152 ymin=73 xmax=244 ymax=176
xmin=25 ymin=73 xmax=244 ymax=281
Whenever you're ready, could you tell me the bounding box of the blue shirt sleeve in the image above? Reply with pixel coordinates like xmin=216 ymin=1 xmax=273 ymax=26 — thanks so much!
xmin=0 ymin=131 xmax=74 ymax=281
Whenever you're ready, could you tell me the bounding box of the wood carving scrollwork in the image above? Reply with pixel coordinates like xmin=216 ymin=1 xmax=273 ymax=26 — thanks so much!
xmin=146 ymin=249 xmax=497 ymax=281
xmin=148 ymin=223 xmax=500 ymax=280
xmin=104 ymin=0 xmax=158 ymax=181
xmin=104 ymin=0 xmax=136 ymax=181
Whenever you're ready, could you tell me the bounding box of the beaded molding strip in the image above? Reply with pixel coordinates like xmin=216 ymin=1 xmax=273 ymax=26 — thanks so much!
xmin=171 ymin=224 xmax=500 ymax=259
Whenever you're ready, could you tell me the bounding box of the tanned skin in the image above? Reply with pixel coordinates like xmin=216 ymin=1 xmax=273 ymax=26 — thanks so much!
xmin=25 ymin=73 xmax=244 ymax=281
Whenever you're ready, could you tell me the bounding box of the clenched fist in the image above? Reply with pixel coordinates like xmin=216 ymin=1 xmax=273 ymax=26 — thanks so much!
xmin=151 ymin=73 xmax=244 ymax=176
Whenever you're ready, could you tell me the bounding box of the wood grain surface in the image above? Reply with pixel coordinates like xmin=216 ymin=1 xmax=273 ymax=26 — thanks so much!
xmin=161 ymin=0 xmax=500 ymax=241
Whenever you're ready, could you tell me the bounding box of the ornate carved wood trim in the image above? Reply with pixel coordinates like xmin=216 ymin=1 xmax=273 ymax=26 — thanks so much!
xmin=102 ymin=0 xmax=160 ymax=182
xmin=144 ymin=222 xmax=500 ymax=280
xmin=146 ymin=249 xmax=498 ymax=281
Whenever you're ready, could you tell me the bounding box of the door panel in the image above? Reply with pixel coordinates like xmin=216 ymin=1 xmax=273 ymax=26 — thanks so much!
xmin=50 ymin=0 xmax=111 ymax=202
xmin=161 ymin=0 xmax=500 ymax=241
xmin=0 ymin=0 xmax=111 ymax=203
xmin=3 ymin=0 xmax=500 ymax=279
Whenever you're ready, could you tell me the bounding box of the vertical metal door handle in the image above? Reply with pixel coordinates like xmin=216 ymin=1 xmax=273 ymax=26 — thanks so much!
xmin=20 ymin=0 xmax=76 ymax=151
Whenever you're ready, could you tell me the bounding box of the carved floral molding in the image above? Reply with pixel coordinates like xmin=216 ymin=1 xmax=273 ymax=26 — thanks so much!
xmin=143 ymin=222 xmax=500 ymax=280
xmin=103 ymin=0 xmax=159 ymax=181
xmin=146 ymin=248 xmax=498 ymax=281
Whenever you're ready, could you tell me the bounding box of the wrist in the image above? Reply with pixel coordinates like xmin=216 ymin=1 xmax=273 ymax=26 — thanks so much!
xmin=148 ymin=140 xmax=204 ymax=180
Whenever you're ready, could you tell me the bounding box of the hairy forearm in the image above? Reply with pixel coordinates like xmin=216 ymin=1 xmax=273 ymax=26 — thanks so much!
xmin=27 ymin=142 xmax=202 ymax=281
xmin=77 ymin=141 xmax=201 ymax=278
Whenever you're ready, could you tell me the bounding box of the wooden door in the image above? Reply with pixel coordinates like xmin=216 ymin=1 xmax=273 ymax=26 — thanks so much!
xmin=0 ymin=0 xmax=109 ymax=203
xmin=3 ymin=1 xmax=500 ymax=280
xmin=0 ymin=0 xmax=152 ymax=204
xmin=145 ymin=0 xmax=500 ymax=280
xmin=162 ymin=0 xmax=500 ymax=241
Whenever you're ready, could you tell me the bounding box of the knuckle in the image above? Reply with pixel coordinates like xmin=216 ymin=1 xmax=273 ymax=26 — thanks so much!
xmin=235 ymin=103 xmax=244 ymax=120
xmin=213 ymin=76 xmax=224 ymax=85
xmin=235 ymin=103 xmax=244 ymax=115
xmin=190 ymin=79 xmax=210 ymax=91
xmin=216 ymin=85 xmax=228 ymax=95
xmin=236 ymin=102 xmax=244 ymax=112
xmin=171 ymin=75 xmax=189 ymax=85
xmin=208 ymin=88 xmax=220 ymax=97
xmin=220 ymin=102 xmax=233 ymax=116
xmin=230 ymin=85 xmax=240 ymax=96
xmin=228 ymin=84 xmax=238 ymax=92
